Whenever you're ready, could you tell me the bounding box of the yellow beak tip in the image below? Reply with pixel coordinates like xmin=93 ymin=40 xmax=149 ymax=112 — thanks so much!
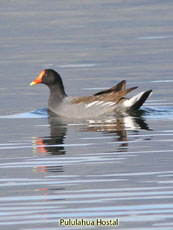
xmin=30 ymin=81 xmax=36 ymax=86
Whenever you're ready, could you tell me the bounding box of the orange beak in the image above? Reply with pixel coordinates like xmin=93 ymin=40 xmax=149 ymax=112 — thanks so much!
xmin=30 ymin=70 xmax=45 ymax=86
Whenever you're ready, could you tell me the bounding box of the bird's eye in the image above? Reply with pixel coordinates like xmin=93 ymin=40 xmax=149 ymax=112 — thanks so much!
xmin=45 ymin=73 xmax=48 ymax=77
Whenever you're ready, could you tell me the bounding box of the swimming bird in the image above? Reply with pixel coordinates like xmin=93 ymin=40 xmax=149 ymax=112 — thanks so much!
xmin=30 ymin=69 xmax=152 ymax=118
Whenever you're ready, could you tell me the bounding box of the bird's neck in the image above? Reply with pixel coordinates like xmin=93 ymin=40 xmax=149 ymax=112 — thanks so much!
xmin=48 ymin=83 xmax=67 ymax=108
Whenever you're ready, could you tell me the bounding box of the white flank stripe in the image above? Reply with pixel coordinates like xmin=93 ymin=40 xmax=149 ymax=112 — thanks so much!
xmin=86 ymin=101 xmax=116 ymax=108
xmin=108 ymin=102 xmax=116 ymax=106
xmin=95 ymin=101 xmax=105 ymax=105
xmin=85 ymin=101 xmax=99 ymax=108
xmin=100 ymin=102 xmax=116 ymax=107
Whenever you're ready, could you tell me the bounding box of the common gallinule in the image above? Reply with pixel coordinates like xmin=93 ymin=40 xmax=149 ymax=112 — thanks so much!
xmin=30 ymin=69 xmax=152 ymax=118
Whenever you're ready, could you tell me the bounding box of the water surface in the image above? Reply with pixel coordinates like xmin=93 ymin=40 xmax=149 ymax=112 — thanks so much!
xmin=1 ymin=1 xmax=173 ymax=230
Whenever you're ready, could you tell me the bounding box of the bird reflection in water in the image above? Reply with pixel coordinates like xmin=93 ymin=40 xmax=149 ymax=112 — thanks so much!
xmin=32 ymin=113 xmax=151 ymax=157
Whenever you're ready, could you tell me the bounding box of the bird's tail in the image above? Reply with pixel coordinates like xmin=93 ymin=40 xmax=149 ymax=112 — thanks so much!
xmin=124 ymin=90 xmax=152 ymax=110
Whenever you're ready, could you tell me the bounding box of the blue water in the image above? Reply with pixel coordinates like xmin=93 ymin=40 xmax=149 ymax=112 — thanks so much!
xmin=0 ymin=108 xmax=48 ymax=119
xmin=1 ymin=1 xmax=173 ymax=230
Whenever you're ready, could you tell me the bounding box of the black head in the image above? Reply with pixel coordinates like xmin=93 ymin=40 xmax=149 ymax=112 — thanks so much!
xmin=30 ymin=69 xmax=67 ymax=97
xmin=30 ymin=69 xmax=63 ymax=86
